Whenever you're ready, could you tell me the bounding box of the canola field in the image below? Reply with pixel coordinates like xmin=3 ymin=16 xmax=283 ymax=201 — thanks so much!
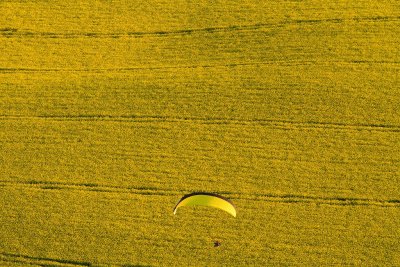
xmin=1 ymin=1 xmax=400 ymax=266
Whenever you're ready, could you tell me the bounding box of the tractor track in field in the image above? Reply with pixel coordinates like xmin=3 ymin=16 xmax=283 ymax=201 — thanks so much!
xmin=1 ymin=15 xmax=399 ymax=39
xmin=1 ymin=180 xmax=399 ymax=208
xmin=0 ymin=251 xmax=125 ymax=267
xmin=1 ymin=115 xmax=399 ymax=133
xmin=0 ymin=60 xmax=399 ymax=73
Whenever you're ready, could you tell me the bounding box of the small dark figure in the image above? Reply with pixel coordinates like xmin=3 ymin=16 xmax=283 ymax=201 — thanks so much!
xmin=213 ymin=240 xmax=221 ymax=247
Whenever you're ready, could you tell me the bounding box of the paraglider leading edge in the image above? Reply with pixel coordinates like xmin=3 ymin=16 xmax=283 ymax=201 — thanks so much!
xmin=173 ymin=192 xmax=236 ymax=217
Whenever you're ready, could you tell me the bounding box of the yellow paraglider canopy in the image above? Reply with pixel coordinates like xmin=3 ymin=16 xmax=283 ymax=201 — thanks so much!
xmin=173 ymin=192 xmax=236 ymax=217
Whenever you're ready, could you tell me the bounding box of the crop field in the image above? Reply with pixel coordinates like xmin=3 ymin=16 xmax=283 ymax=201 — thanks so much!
xmin=1 ymin=1 xmax=400 ymax=266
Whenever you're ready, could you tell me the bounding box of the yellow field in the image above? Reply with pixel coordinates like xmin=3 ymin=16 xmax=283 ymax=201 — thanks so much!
xmin=1 ymin=1 xmax=399 ymax=266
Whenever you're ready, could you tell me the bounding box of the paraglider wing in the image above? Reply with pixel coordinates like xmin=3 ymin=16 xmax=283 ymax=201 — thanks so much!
xmin=173 ymin=192 xmax=236 ymax=217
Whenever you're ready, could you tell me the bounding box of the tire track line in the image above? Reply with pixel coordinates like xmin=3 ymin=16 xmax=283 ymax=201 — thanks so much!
xmin=0 ymin=252 xmax=93 ymax=267
xmin=231 ymin=194 xmax=400 ymax=208
xmin=0 ymin=60 xmax=398 ymax=73
xmin=0 ymin=180 xmax=176 ymax=196
xmin=1 ymin=15 xmax=398 ymax=39
xmin=0 ymin=115 xmax=399 ymax=133
xmin=0 ymin=61 xmax=323 ymax=72
xmin=1 ymin=180 xmax=399 ymax=208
